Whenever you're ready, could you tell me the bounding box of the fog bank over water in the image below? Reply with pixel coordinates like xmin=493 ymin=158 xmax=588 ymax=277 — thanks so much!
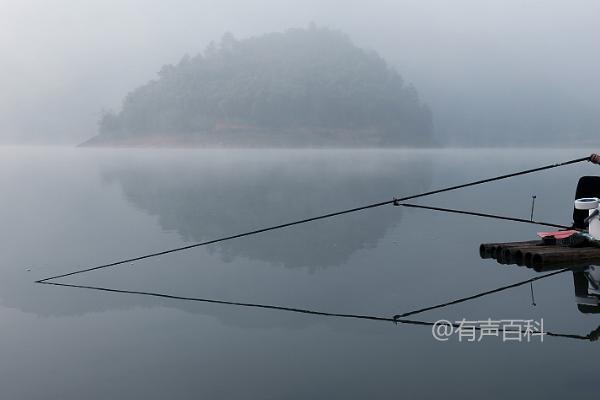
xmin=1 ymin=0 xmax=599 ymax=145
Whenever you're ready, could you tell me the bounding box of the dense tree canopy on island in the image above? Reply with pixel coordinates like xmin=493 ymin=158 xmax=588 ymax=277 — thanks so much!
xmin=90 ymin=26 xmax=434 ymax=146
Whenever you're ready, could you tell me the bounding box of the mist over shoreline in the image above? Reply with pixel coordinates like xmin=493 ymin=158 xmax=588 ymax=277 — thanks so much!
xmin=1 ymin=1 xmax=599 ymax=146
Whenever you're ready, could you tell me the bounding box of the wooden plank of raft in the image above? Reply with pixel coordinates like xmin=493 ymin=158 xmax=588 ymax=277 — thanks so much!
xmin=531 ymin=247 xmax=600 ymax=268
xmin=523 ymin=246 xmax=590 ymax=268
xmin=504 ymin=245 xmax=546 ymax=266
xmin=479 ymin=241 xmax=540 ymax=259
xmin=480 ymin=240 xmax=600 ymax=268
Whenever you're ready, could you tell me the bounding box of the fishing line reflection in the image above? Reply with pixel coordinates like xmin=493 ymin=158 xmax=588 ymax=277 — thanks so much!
xmin=36 ymin=276 xmax=598 ymax=342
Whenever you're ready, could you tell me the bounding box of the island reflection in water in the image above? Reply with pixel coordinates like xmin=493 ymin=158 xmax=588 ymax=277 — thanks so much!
xmin=6 ymin=150 xmax=440 ymax=322
xmin=102 ymin=151 xmax=433 ymax=270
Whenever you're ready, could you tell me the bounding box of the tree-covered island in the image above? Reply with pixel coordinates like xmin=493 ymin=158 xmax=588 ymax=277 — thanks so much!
xmin=83 ymin=26 xmax=434 ymax=147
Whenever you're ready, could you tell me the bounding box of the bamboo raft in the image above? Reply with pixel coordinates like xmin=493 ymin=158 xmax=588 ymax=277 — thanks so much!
xmin=480 ymin=240 xmax=600 ymax=270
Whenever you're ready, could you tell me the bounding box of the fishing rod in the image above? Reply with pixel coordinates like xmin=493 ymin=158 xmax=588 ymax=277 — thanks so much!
xmin=396 ymin=203 xmax=574 ymax=230
xmin=36 ymin=153 xmax=599 ymax=283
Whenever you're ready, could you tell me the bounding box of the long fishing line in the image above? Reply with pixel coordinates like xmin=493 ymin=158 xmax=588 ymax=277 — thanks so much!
xmin=37 ymin=154 xmax=598 ymax=282
xmin=397 ymin=203 xmax=573 ymax=230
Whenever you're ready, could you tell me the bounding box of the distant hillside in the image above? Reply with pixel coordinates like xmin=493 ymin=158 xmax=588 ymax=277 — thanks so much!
xmin=83 ymin=26 xmax=434 ymax=147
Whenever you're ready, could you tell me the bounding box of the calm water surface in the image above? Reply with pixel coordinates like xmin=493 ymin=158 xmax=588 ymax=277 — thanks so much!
xmin=0 ymin=147 xmax=598 ymax=399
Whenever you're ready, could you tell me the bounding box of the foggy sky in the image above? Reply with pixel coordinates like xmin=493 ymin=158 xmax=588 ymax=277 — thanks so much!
xmin=1 ymin=0 xmax=599 ymax=145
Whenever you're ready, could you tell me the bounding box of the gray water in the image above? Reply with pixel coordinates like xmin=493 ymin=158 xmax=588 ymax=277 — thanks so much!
xmin=1 ymin=147 xmax=598 ymax=399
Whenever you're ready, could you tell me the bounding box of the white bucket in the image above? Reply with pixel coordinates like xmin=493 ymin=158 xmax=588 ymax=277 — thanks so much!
xmin=575 ymin=197 xmax=600 ymax=239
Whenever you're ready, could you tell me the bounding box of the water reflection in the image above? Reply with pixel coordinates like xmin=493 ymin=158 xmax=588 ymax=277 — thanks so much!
xmin=495 ymin=261 xmax=600 ymax=315
xmin=4 ymin=151 xmax=438 ymax=320
xmin=102 ymin=152 xmax=433 ymax=269
xmin=37 ymin=278 xmax=600 ymax=342
xmin=485 ymin=258 xmax=600 ymax=338
xmin=10 ymin=149 xmax=595 ymax=340
xmin=573 ymin=266 xmax=600 ymax=314
xmin=6 ymin=149 xmax=600 ymax=400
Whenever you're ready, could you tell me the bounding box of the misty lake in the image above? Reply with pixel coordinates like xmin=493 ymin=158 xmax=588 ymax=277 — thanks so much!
xmin=1 ymin=147 xmax=598 ymax=399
